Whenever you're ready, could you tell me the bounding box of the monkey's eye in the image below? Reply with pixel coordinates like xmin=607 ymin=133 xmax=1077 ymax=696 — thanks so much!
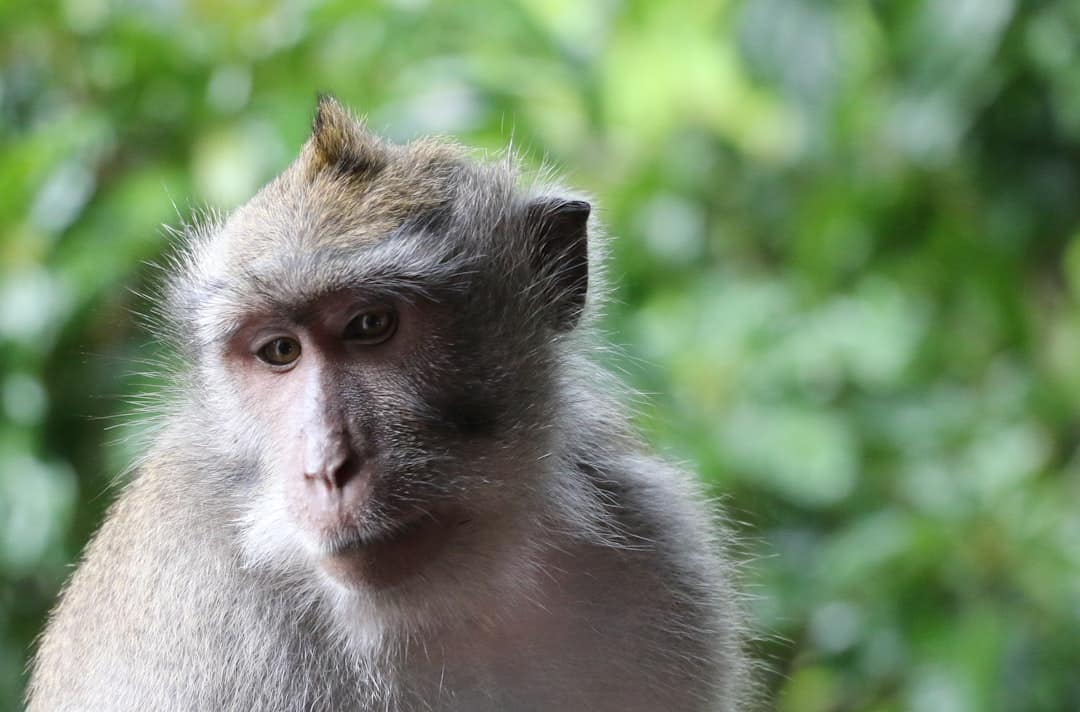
xmin=256 ymin=337 xmax=301 ymax=366
xmin=344 ymin=307 xmax=397 ymax=344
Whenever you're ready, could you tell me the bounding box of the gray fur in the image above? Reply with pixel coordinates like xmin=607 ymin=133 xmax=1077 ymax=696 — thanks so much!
xmin=28 ymin=97 xmax=752 ymax=711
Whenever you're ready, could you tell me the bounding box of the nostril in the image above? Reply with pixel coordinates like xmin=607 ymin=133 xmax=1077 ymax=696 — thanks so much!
xmin=330 ymin=453 xmax=361 ymax=489
xmin=302 ymin=466 xmax=333 ymax=490
xmin=303 ymin=449 xmax=362 ymax=490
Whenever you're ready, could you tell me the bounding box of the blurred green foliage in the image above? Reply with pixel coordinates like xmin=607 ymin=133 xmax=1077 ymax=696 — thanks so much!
xmin=4 ymin=0 xmax=1080 ymax=709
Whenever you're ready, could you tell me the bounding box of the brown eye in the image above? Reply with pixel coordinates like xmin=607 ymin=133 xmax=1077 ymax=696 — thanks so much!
xmin=344 ymin=308 xmax=397 ymax=344
xmin=256 ymin=337 xmax=301 ymax=366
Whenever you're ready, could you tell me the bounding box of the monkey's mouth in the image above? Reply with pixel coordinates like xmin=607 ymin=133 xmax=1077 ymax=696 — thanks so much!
xmin=318 ymin=507 xmax=469 ymax=590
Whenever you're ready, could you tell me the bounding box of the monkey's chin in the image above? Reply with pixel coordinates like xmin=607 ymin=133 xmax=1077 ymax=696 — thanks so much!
xmin=318 ymin=509 xmax=465 ymax=592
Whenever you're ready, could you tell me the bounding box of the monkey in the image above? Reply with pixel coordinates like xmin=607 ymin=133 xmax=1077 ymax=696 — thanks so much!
xmin=27 ymin=96 xmax=751 ymax=711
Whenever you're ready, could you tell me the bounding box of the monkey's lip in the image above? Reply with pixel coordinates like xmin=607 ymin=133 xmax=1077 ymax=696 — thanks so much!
xmin=319 ymin=507 xmax=468 ymax=590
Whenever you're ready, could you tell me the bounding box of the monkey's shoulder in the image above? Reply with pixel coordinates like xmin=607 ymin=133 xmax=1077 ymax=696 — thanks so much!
xmin=559 ymin=455 xmax=750 ymax=705
xmin=28 ymin=468 xmax=287 ymax=710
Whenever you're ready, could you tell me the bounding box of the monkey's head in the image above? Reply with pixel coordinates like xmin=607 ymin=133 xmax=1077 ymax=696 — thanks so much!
xmin=164 ymin=97 xmax=602 ymax=625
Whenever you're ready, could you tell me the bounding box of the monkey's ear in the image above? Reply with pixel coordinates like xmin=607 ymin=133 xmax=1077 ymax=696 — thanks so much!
xmin=526 ymin=198 xmax=591 ymax=332
xmin=304 ymin=94 xmax=385 ymax=179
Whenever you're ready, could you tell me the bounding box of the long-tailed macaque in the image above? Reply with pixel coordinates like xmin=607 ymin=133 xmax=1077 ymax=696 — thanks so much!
xmin=28 ymin=97 xmax=751 ymax=711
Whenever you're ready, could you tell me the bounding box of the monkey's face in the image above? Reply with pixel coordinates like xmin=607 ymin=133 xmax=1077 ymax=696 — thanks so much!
xmin=217 ymin=280 xmax=552 ymax=596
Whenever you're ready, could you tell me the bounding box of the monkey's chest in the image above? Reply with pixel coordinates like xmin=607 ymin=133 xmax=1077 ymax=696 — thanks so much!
xmin=384 ymin=605 xmax=640 ymax=712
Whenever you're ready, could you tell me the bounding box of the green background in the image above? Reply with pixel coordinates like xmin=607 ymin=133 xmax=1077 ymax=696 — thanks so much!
xmin=3 ymin=0 xmax=1080 ymax=709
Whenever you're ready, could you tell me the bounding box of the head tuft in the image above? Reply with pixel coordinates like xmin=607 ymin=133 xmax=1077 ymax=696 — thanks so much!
xmin=304 ymin=94 xmax=387 ymax=181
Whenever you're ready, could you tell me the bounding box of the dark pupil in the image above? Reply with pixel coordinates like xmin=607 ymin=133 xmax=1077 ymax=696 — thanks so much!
xmin=362 ymin=314 xmax=384 ymax=333
xmin=274 ymin=340 xmax=294 ymax=358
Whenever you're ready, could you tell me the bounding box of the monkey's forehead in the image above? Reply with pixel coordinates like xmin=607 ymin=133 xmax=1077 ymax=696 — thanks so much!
xmin=176 ymin=226 xmax=480 ymax=348
xmin=173 ymin=150 xmax=517 ymax=341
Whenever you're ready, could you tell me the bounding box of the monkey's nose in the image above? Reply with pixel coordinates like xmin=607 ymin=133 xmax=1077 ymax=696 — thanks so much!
xmin=294 ymin=432 xmax=370 ymax=536
xmin=302 ymin=428 xmax=358 ymax=490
